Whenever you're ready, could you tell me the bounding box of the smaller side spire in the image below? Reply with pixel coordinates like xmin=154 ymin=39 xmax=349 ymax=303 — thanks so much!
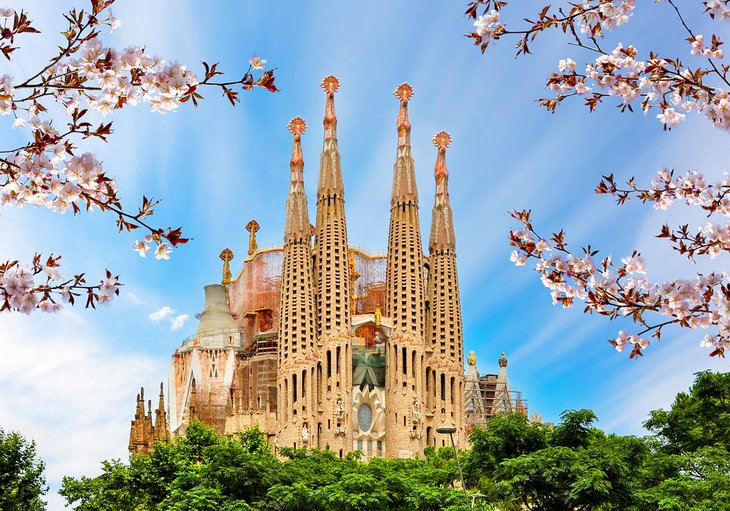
xmin=219 ymin=248 xmax=233 ymax=285
xmin=433 ymin=131 xmax=451 ymax=196
xmin=154 ymin=382 xmax=169 ymax=443
xmin=245 ymin=220 xmax=259 ymax=256
xmin=321 ymin=76 xmax=340 ymax=142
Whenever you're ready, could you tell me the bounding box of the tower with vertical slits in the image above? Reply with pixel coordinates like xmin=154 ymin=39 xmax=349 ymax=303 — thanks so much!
xmin=313 ymin=76 xmax=353 ymax=453
xmin=277 ymin=117 xmax=319 ymax=448
xmin=424 ymin=132 xmax=466 ymax=447
xmin=384 ymin=84 xmax=428 ymax=456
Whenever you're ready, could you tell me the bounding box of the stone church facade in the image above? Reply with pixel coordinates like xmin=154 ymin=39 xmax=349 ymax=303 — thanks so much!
xmin=130 ymin=77 xmax=469 ymax=458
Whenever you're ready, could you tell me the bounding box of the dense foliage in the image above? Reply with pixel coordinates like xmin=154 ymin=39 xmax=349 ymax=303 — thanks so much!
xmin=33 ymin=371 xmax=727 ymax=510
xmin=59 ymin=424 xmax=467 ymax=511
xmin=0 ymin=427 xmax=47 ymax=511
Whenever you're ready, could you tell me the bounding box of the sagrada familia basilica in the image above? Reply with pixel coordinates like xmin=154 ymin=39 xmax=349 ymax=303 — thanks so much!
xmin=129 ymin=77 xmax=528 ymax=458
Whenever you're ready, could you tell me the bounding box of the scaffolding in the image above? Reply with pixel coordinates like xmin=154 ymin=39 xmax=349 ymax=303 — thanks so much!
xmin=228 ymin=248 xmax=284 ymax=342
xmin=465 ymin=374 xmax=528 ymax=426
xmin=350 ymin=245 xmax=386 ymax=315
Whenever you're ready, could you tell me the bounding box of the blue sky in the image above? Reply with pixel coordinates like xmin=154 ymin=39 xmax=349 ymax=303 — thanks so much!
xmin=0 ymin=1 xmax=728 ymax=508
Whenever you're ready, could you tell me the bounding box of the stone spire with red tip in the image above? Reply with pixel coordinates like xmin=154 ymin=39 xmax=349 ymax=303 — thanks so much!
xmin=385 ymin=83 xmax=427 ymax=456
xmin=426 ymin=131 xmax=464 ymax=441
xmin=284 ymin=117 xmax=311 ymax=242
xmin=278 ymin=116 xmax=319 ymax=447
xmin=386 ymin=83 xmax=425 ymax=339
xmin=312 ymin=76 xmax=352 ymax=454
xmin=429 ymin=131 xmax=456 ymax=253
xmin=314 ymin=76 xmax=351 ymax=341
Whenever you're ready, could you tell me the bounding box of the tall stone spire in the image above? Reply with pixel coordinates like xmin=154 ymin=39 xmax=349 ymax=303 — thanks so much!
xmin=427 ymin=132 xmax=462 ymax=361
xmin=314 ymin=76 xmax=351 ymax=340
xmin=278 ymin=117 xmax=318 ymax=447
xmin=425 ymin=131 xmax=465 ymax=445
xmin=386 ymin=83 xmax=425 ymax=340
xmin=313 ymin=76 xmax=352 ymax=454
xmin=384 ymin=84 xmax=427 ymax=455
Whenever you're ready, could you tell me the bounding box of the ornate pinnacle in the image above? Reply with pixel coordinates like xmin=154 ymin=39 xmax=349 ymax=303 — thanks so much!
xmin=498 ymin=352 xmax=508 ymax=367
xmin=321 ymin=75 xmax=339 ymax=142
xmin=394 ymin=82 xmax=414 ymax=102
xmin=219 ymin=248 xmax=234 ymax=285
xmin=433 ymin=131 xmax=451 ymax=194
xmin=433 ymin=130 xmax=451 ymax=149
xmin=245 ymin=220 xmax=259 ymax=256
xmin=288 ymin=116 xmax=307 ymax=135
xmin=394 ymin=83 xmax=413 ymax=151
xmin=321 ymin=75 xmax=340 ymax=94
xmin=468 ymin=351 xmax=477 ymax=367
xmin=288 ymin=117 xmax=306 ymax=183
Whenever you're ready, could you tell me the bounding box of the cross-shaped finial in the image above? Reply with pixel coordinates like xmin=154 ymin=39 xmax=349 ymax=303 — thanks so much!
xmin=219 ymin=248 xmax=233 ymax=263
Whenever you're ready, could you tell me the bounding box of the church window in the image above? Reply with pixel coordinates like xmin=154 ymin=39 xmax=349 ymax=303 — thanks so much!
xmin=293 ymin=374 xmax=298 ymax=403
xmin=357 ymin=404 xmax=372 ymax=431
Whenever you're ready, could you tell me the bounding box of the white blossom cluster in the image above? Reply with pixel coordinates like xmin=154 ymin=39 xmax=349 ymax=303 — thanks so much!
xmin=1 ymin=148 xmax=114 ymax=215
xmin=473 ymin=9 xmax=501 ymax=40
xmin=706 ymin=0 xmax=730 ymax=20
xmin=649 ymin=168 xmax=730 ymax=216
xmin=689 ymin=35 xmax=723 ymax=59
xmin=551 ymin=40 xmax=730 ymax=130
xmin=43 ymin=40 xmax=200 ymax=116
xmin=0 ymin=262 xmax=120 ymax=314
xmin=134 ymin=236 xmax=171 ymax=260
xmin=578 ymin=0 xmax=635 ymax=35
xmin=0 ymin=74 xmax=13 ymax=115
xmin=510 ymin=229 xmax=730 ymax=355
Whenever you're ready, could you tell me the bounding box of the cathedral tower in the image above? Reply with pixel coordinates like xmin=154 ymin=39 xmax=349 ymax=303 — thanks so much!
xmin=314 ymin=76 xmax=352 ymax=453
xmin=277 ymin=118 xmax=319 ymax=448
xmin=425 ymin=132 xmax=466 ymax=446
xmin=385 ymin=84 xmax=427 ymax=456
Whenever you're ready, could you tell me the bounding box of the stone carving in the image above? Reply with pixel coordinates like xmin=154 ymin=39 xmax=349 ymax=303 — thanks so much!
xmin=301 ymin=423 xmax=310 ymax=443
xmin=412 ymin=398 xmax=421 ymax=424
xmin=335 ymin=397 xmax=345 ymax=420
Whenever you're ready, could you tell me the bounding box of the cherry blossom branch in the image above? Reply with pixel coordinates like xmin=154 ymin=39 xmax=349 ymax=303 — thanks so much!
xmin=509 ymin=210 xmax=730 ymax=358
xmin=666 ymin=0 xmax=730 ymax=88
xmin=596 ymin=170 xmax=730 ymax=259
xmin=0 ymin=255 xmax=120 ymax=314
xmin=466 ymin=0 xmax=730 ymax=131
xmin=0 ymin=1 xmax=278 ymax=313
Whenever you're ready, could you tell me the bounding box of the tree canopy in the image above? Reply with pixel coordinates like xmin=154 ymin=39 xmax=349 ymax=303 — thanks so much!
xmin=0 ymin=427 xmax=47 ymax=511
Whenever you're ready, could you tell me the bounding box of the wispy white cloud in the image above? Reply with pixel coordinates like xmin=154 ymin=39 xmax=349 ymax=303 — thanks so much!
xmin=148 ymin=305 xmax=175 ymax=322
xmin=0 ymin=313 xmax=166 ymax=511
xmin=125 ymin=291 xmax=142 ymax=305
xmin=170 ymin=314 xmax=190 ymax=331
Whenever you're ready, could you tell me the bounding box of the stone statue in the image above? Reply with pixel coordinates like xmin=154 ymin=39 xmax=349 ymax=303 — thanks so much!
xmin=335 ymin=397 xmax=345 ymax=420
xmin=301 ymin=423 xmax=310 ymax=443
xmin=412 ymin=398 xmax=421 ymax=424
